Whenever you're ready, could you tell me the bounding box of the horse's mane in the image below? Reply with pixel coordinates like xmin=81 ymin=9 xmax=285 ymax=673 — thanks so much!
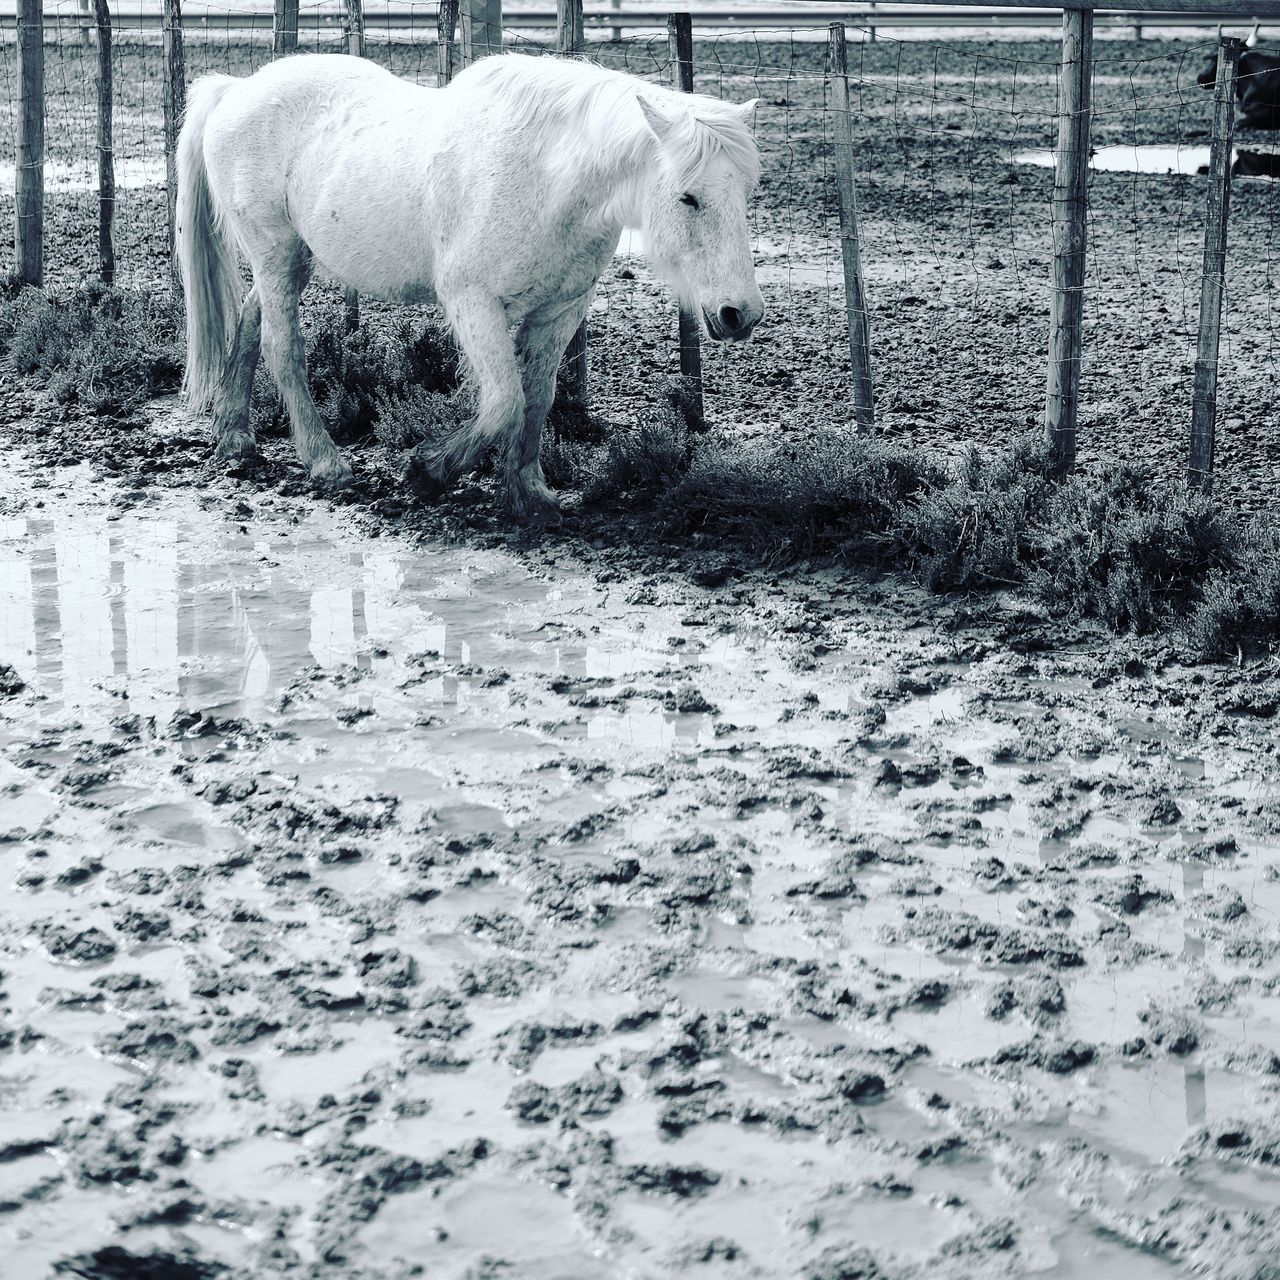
xmin=452 ymin=53 xmax=760 ymax=190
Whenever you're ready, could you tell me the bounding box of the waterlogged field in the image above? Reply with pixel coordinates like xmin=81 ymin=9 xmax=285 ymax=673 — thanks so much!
xmin=1 ymin=403 xmax=1280 ymax=1279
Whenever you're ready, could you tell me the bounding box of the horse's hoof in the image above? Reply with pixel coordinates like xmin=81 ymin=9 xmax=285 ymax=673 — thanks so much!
xmin=214 ymin=432 xmax=256 ymax=462
xmin=406 ymin=453 xmax=447 ymax=502
xmin=310 ymin=455 xmax=355 ymax=490
xmin=508 ymin=489 xmax=562 ymax=528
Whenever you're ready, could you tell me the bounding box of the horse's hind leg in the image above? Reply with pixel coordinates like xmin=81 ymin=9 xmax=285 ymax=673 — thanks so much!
xmin=407 ymin=290 xmax=523 ymax=501
xmin=210 ymin=287 xmax=261 ymax=461
xmin=255 ymin=248 xmax=354 ymax=488
xmin=509 ymin=299 xmax=592 ymax=523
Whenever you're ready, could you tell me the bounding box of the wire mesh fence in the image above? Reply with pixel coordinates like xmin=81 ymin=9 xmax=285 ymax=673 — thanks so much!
xmin=2 ymin=7 xmax=1278 ymax=502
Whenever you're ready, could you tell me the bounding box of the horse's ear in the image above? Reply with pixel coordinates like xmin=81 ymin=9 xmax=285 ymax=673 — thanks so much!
xmin=737 ymin=98 xmax=760 ymax=123
xmin=637 ymin=95 xmax=676 ymax=143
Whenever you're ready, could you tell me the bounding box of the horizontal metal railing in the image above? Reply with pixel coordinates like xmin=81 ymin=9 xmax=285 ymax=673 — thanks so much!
xmin=0 ymin=4 xmax=1274 ymax=33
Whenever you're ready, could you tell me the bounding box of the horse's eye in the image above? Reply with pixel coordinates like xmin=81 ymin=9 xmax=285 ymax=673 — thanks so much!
xmin=679 ymin=193 xmax=700 ymax=210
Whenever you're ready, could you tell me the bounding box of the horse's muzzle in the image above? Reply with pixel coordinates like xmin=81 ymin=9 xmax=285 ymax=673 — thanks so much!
xmin=703 ymin=302 xmax=763 ymax=342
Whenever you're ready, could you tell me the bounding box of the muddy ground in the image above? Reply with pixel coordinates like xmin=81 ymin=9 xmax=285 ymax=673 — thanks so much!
xmin=3 ymin=26 xmax=1280 ymax=1280
xmin=3 ymin=383 xmax=1280 ymax=1279
xmin=3 ymin=32 xmax=1280 ymax=509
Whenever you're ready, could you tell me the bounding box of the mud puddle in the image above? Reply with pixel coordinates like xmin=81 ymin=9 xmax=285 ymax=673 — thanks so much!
xmin=2 ymin=445 xmax=1280 ymax=1278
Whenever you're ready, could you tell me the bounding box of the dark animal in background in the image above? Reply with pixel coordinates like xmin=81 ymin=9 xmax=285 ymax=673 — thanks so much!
xmin=1198 ymin=26 xmax=1280 ymax=129
xmin=1233 ymin=149 xmax=1280 ymax=177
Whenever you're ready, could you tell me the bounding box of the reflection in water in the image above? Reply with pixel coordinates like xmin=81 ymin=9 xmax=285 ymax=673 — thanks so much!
xmin=0 ymin=515 xmax=453 ymax=719
xmin=1180 ymin=860 xmax=1208 ymax=1128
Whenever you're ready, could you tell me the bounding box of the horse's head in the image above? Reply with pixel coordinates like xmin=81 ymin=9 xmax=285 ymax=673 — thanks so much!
xmin=635 ymin=94 xmax=764 ymax=342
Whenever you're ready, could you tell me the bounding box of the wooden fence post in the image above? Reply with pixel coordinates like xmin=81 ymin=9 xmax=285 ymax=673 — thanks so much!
xmin=345 ymin=0 xmax=365 ymax=57
xmin=343 ymin=0 xmax=366 ymax=330
xmin=1044 ymin=7 xmax=1092 ymax=478
xmin=94 ymin=0 xmax=114 ymax=285
xmin=828 ymin=22 xmax=875 ymax=431
xmin=558 ymin=0 xmax=589 ymax=410
xmin=274 ymin=0 xmax=299 ymax=57
xmin=438 ymin=0 xmax=461 ymax=86
xmin=668 ymin=11 xmax=704 ymax=429
xmin=461 ymin=0 xmax=503 ymax=65
xmin=15 ymin=0 xmax=44 ymax=287
xmin=1189 ymin=36 xmax=1242 ymax=491
xmin=162 ymin=0 xmax=186 ymax=293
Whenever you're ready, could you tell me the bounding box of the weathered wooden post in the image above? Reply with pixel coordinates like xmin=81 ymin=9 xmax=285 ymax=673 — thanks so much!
xmin=15 ymin=0 xmax=44 ymax=286
xmin=461 ymin=0 xmax=503 ymax=65
xmin=828 ymin=22 xmax=875 ymax=431
xmin=343 ymin=0 xmax=366 ymax=330
xmin=557 ymin=0 xmax=584 ymax=51
xmin=94 ymin=0 xmax=115 ymax=285
xmin=1189 ymin=36 xmax=1243 ymax=491
xmin=345 ymin=0 xmax=365 ymax=57
xmin=274 ymin=0 xmax=299 ymax=56
xmin=438 ymin=0 xmax=461 ymax=86
xmin=162 ymin=0 xmax=186 ymax=292
xmin=1044 ymin=7 xmax=1093 ymax=478
xmin=669 ymin=11 xmax=704 ymax=429
xmin=558 ymin=0 xmax=590 ymax=409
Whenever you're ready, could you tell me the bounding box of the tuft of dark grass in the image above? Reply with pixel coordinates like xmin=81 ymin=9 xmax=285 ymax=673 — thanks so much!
xmin=565 ymin=413 xmax=1278 ymax=657
xmin=0 ymin=282 xmax=182 ymax=415
xmin=901 ymin=438 xmax=1056 ymax=590
xmin=253 ymin=308 xmax=462 ymax=445
xmin=1186 ymin=522 xmax=1280 ymax=658
xmin=1026 ymin=465 xmax=1241 ymax=633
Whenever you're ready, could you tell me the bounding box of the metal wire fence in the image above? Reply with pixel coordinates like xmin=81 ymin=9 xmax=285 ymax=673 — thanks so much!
xmin=3 ymin=5 xmax=1278 ymax=501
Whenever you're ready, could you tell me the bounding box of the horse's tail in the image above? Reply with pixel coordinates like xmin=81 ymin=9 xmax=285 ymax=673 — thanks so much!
xmin=177 ymin=73 xmax=240 ymax=413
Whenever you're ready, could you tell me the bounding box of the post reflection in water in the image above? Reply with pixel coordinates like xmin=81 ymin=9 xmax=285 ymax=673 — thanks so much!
xmin=1181 ymin=859 xmax=1208 ymax=1128
xmin=0 ymin=516 xmax=455 ymax=719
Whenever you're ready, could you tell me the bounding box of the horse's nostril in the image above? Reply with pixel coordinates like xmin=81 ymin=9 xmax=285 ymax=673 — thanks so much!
xmin=719 ymin=305 xmax=743 ymax=334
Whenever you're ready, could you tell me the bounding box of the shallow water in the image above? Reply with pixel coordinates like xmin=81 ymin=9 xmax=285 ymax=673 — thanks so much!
xmin=1014 ymin=142 xmax=1280 ymax=177
xmin=0 ymin=158 xmax=168 ymax=193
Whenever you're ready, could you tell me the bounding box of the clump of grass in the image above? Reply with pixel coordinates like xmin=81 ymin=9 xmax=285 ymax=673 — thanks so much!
xmin=1028 ymin=466 xmax=1240 ymax=632
xmin=1186 ymin=522 xmax=1280 ymax=657
xmin=374 ymin=381 xmax=471 ymax=453
xmin=902 ymin=437 xmax=1056 ymax=590
xmin=253 ymin=308 xmax=462 ymax=445
xmin=0 ymin=281 xmax=182 ymax=415
xmin=568 ymin=412 xmax=1278 ymax=656
xmin=668 ymin=429 xmax=946 ymax=561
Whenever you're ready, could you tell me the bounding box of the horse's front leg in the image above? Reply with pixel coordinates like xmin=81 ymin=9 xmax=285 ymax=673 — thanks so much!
xmin=406 ymin=290 xmax=524 ymax=502
xmin=508 ymin=298 xmax=593 ymax=523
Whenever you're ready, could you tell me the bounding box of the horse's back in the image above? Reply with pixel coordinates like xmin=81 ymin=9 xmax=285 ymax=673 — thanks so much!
xmin=198 ymin=55 xmax=418 ymax=229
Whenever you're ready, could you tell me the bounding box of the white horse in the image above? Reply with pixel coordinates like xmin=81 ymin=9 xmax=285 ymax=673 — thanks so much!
xmin=176 ymin=52 xmax=764 ymax=520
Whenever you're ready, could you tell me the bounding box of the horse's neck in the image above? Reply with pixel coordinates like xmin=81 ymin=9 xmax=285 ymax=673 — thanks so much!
xmin=567 ymin=141 xmax=653 ymax=233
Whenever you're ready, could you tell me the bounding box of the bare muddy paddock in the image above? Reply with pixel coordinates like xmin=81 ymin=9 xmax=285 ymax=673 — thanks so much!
xmin=2 ymin=409 xmax=1280 ymax=1280
xmin=6 ymin=36 xmax=1280 ymax=510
